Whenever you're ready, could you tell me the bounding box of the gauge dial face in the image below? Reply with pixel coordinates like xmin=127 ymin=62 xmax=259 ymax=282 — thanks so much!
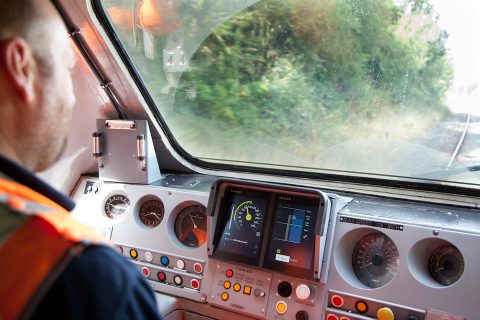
xmin=104 ymin=195 xmax=130 ymax=219
xmin=233 ymin=200 xmax=263 ymax=230
xmin=174 ymin=205 xmax=207 ymax=248
xmin=429 ymin=245 xmax=464 ymax=286
xmin=352 ymin=233 xmax=399 ymax=288
xmin=139 ymin=199 xmax=165 ymax=227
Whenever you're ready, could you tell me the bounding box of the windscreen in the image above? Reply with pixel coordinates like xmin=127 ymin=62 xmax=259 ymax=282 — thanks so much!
xmin=100 ymin=0 xmax=480 ymax=187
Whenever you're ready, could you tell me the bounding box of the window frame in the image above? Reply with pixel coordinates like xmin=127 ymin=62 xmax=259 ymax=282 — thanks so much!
xmin=91 ymin=0 xmax=480 ymax=197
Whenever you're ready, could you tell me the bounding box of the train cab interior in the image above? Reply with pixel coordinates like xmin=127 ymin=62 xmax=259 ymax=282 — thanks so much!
xmin=39 ymin=0 xmax=479 ymax=319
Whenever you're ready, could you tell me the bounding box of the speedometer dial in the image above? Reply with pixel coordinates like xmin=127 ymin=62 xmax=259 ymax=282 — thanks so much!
xmin=234 ymin=201 xmax=263 ymax=230
xmin=352 ymin=233 xmax=399 ymax=288
xmin=174 ymin=205 xmax=207 ymax=248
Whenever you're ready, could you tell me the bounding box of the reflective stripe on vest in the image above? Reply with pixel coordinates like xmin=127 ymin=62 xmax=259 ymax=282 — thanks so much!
xmin=0 ymin=178 xmax=107 ymax=320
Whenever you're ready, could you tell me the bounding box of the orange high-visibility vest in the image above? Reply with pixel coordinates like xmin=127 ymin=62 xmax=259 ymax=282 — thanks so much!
xmin=0 ymin=177 xmax=107 ymax=320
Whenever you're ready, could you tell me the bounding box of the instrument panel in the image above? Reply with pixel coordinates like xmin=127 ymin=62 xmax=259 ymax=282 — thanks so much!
xmin=71 ymin=176 xmax=480 ymax=320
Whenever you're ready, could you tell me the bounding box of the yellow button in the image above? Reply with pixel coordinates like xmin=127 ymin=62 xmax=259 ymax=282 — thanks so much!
xmin=224 ymin=281 xmax=231 ymax=290
xmin=129 ymin=249 xmax=138 ymax=259
xmin=276 ymin=301 xmax=287 ymax=315
xmin=356 ymin=301 xmax=368 ymax=313
xmin=233 ymin=283 xmax=241 ymax=292
xmin=377 ymin=307 xmax=394 ymax=320
xmin=221 ymin=292 xmax=229 ymax=301
xmin=243 ymin=286 xmax=252 ymax=295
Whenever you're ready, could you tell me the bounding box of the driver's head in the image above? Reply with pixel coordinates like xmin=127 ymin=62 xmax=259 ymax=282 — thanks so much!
xmin=0 ymin=0 xmax=76 ymax=172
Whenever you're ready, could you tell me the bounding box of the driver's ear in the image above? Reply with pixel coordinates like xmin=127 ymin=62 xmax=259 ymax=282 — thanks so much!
xmin=0 ymin=37 xmax=36 ymax=103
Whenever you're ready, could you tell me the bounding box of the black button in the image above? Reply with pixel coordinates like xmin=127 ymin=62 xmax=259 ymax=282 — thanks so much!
xmin=296 ymin=311 xmax=309 ymax=320
xmin=277 ymin=281 xmax=292 ymax=298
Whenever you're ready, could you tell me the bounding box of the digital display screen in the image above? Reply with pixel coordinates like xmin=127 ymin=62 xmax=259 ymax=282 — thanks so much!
xmin=214 ymin=187 xmax=269 ymax=266
xmin=263 ymin=195 xmax=320 ymax=278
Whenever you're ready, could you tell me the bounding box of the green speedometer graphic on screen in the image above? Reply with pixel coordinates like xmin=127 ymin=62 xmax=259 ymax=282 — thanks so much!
xmin=233 ymin=201 xmax=263 ymax=230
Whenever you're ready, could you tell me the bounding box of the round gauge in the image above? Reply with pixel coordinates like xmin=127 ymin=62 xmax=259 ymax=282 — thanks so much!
xmin=429 ymin=245 xmax=464 ymax=286
xmin=104 ymin=195 xmax=130 ymax=219
xmin=174 ymin=205 xmax=207 ymax=248
xmin=352 ymin=233 xmax=399 ymax=288
xmin=139 ymin=199 xmax=165 ymax=227
xmin=234 ymin=200 xmax=263 ymax=230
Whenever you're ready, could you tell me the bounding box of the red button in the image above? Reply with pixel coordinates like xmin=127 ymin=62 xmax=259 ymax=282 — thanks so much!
xmin=157 ymin=272 xmax=166 ymax=282
xmin=326 ymin=314 xmax=339 ymax=320
xmin=331 ymin=295 xmax=344 ymax=307
xmin=193 ymin=263 xmax=203 ymax=274
xmin=142 ymin=267 xmax=150 ymax=277
xmin=226 ymin=269 xmax=234 ymax=278
xmin=190 ymin=279 xmax=200 ymax=289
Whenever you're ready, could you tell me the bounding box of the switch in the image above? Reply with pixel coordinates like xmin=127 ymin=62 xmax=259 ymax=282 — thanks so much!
xmin=190 ymin=279 xmax=200 ymax=290
xmin=277 ymin=281 xmax=292 ymax=297
xmin=254 ymin=288 xmax=265 ymax=297
xmin=243 ymin=286 xmax=252 ymax=295
xmin=295 ymin=310 xmax=309 ymax=320
xmin=295 ymin=284 xmax=311 ymax=300
xmin=157 ymin=271 xmax=166 ymax=282
xmin=221 ymin=292 xmax=229 ymax=301
xmin=233 ymin=283 xmax=241 ymax=292
xmin=160 ymin=256 xmax=169 ymax=266
xmin=193 ymin=262 xmax=203 ymax=273
xmin=377 ymin=307 xmax=394 ymax=320
xmin=176 ymin=259 xmax=185 ymax=269
xmin=141 ymin=267 xmax=150 ymax=277
xmin=331 ymin=295 xmax=344 ymax=308
xmin=129 ymin=249 xmax=138 ymax=259
xmin=173 ymin=275 xmax=183 ymax=286
xmin=224 ymin=281 xmax=231 ymax=290
xmin=275 ymin=301 xmax=288 ymax=315
xmin=144 ymin=251 xmax=153 ymax=262
xmin=355 ymin=301 xmax=368 ymax=314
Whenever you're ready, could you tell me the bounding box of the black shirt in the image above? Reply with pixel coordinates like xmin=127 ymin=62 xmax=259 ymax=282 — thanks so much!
xmin=0 ymin=156 xmax=161 ymax=320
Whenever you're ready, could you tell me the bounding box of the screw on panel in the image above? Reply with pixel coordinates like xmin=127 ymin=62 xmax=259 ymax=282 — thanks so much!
xmin=433 ymin=230 xmax=440 ymax=236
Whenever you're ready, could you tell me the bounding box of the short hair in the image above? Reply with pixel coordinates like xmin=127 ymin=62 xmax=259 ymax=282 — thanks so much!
xmin=0 ymin=0 xmax=56 ymax=77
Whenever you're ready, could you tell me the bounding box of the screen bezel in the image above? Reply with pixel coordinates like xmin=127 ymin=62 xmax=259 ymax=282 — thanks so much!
xmin=209 ymin=179 xmax=328 ymax=280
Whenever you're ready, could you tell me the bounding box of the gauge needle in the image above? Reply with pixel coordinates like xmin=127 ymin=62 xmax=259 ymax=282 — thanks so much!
xmin=359 ymin=262 xmax=372 ymax=269
xmin=246 ymin=207 xmax=252 ymax=221
xmin=150 ymin=212 xmax=161 ymax=220
xmin=189 ymin=213 xmax=198 ymax=228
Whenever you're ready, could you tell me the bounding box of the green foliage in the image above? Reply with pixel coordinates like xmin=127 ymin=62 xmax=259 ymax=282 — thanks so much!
xmin=176 ymin=0 xmax=452 ymax=153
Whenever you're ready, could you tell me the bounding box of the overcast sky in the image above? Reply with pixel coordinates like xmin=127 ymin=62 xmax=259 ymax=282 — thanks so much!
xmin=429 ymin=0 xmax=479 ymax=93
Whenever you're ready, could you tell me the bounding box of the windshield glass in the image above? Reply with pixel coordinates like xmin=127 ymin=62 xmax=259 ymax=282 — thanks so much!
xmin=100 ymin=0 xmax=480 ymax=187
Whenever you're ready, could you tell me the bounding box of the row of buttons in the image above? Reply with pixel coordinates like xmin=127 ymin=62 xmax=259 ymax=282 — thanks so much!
xmin=119 ymin=246 xmax=204 ymax=274
xmin=329 ymin=294 xmax=420 ymax=320
xmin=223 ymin=281 xmax=252 ymax=295
xmin=326 ymin=314 xmax=353 ymax=320
xmin=140 ymin=266 xmax=201 ymax=290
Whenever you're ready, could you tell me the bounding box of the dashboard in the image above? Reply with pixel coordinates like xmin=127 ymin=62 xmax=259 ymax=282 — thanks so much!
xmin=71 ymin=174 xmax=480 ymax=320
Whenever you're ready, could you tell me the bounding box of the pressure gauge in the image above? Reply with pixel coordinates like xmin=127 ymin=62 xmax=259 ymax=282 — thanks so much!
xmin=139 ymin=199 xmax=165 ymax=227
xmin=104 ymin=195 xmax=130 ymax=219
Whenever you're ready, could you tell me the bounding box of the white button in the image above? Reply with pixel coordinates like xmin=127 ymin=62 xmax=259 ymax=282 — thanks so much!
xmin=176 ymin=259 xmax=185 ymax=269
xmin=144 ymin=251 xmax=153 ymax=262
xmin=296 ymin=284 xmax=311 ymax=300
xmin=173 ymin=275 xmax=183 ymax=285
